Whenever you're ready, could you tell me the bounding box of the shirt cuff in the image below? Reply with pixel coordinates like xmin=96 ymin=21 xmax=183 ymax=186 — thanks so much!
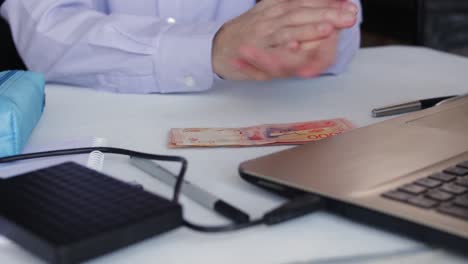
xmin=156 ymin=21 xmax=225 ymax=93
xmin=324 ymin=24 xmax=361 ymax=75
xmin=324 ymin=0 xmax=362 ymax=75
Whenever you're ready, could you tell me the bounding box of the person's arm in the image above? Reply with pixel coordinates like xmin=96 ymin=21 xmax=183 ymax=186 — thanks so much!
xmin=213 ymin=0 xmax=360 ymax=81
xmin=1 ymin=1 xmax=224 ymax=93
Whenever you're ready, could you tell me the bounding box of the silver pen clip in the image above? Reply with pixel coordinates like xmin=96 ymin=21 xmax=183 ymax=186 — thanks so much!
xmin=372 ymin=101 xmax=422 ymax=118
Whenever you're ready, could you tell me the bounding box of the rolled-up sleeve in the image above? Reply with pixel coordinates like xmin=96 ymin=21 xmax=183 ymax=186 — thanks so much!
xmin=325 ymin=0 xmax=362 ymax=74
xmin=0 ymin=1 xmax=223 ymax=93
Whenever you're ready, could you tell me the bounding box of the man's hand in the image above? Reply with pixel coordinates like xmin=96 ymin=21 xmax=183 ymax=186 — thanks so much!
xmin=212 ymin=0 xmax=358 ymax=80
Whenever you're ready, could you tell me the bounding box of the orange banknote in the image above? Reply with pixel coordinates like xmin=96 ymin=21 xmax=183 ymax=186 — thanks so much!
xmin=169 ymin=118 xmax=355 ymax=148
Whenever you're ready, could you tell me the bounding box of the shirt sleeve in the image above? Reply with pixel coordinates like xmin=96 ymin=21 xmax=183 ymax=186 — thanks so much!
xmin=0 ymin=1 xmax=224 ymax=93
xmin=324 ymin=0 xmax=362 ymax=74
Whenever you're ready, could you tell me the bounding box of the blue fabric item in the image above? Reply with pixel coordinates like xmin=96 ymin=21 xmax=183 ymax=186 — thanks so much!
xmin=0 ymin=70 xmax=45 ymax=157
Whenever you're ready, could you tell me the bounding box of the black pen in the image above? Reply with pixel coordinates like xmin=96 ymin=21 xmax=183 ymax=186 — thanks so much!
xmin=130 ymin=157 xmax=250 ymax=224
xmin=372 ymin=95 xmax=457 ymax=117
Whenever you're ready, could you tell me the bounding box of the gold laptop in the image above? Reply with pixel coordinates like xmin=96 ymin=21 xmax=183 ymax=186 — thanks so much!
xmin=239 ymin=95 xmax=468 ymax=252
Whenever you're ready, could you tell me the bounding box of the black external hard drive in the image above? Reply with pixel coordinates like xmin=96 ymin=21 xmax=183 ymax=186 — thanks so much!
xmin=0 ymin=162 xmax=183 ymax=264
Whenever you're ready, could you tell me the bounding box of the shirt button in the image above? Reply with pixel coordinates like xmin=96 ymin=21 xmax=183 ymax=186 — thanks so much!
xmin=166 ymin=17 xmax=176 ymax=24
xmin=184 ymin=76 xmax=196 ymax=87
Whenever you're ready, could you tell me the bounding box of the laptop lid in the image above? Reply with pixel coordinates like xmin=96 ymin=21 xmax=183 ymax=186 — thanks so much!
xmin=239 ymin=95 xmax=468 ymax=252
xmin=240 ymin=95 xmax=468 ymax=199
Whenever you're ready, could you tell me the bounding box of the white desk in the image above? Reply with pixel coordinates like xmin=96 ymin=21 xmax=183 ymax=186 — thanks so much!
xmin=2 ymin=46 xmax=468 ymax=264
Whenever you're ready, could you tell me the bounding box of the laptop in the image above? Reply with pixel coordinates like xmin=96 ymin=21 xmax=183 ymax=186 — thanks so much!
xmin=239 ymin=95 xmax=468 ymax=253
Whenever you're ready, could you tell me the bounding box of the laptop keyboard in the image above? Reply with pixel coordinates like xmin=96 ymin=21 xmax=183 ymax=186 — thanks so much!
xmin=382 ymin=160 xmax=468 ymax=221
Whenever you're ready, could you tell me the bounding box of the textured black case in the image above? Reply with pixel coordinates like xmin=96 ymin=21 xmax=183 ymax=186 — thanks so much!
xmin=0 ymin=162 xmax=183 ymax=264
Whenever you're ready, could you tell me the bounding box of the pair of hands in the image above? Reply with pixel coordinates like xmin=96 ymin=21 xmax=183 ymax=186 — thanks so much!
xmin=212 ymin=0 xmax=359 ymax=81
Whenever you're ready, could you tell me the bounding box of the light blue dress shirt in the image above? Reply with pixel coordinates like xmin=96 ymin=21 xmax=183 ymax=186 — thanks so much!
xmin=0 ymin=0 xmax=361 ymax=93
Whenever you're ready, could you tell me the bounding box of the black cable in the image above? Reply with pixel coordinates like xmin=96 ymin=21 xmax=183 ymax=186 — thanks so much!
xmin=183 ymin=218 xmax=265 ymax=233
xmin=182 ymin=194 xmax=324 ymax=233
xmin=1 ymin=148 xmax=323 ymax=233
xmin=0 ymin=147 xmax=187 ymax=202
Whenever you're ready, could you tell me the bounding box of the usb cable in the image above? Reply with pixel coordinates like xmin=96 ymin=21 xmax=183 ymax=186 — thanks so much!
xmin=183 ymin=194 xmax=324 ymax=233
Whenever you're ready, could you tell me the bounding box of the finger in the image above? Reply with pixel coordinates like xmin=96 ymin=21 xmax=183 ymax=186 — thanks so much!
xmin=267 ymin=23 xmax=333 ymax=47
xmin=296 ymin=63 xmax=323 ymax=78
xmin=299 ymin=40 xmax=323 ymax=51
xmin=296 ymin=35 xmax=339 ymax=77
xmin=296 ymin=54 xmax=334 ymax=77
xmin=238 ymin=45 xmax=291 ymax=77
xmin=263 ymin=0 xmax=357 ymax=18
xmin=293 ymin=52 xmax=325 ymax=78
xmin=298 ymin=29 xmax=341 ymax=52
xmin=254 ymin=0 xmax=289 ymax=10
xmin=232 ymin=59 xmax=271 ymax=81
xmin=273 ymin=7 xmax=357 ymax=29
xmin=258 ymin=0 xmax=354 ymax=11
xmin=286 ymin=40 xmax=301 ymax=52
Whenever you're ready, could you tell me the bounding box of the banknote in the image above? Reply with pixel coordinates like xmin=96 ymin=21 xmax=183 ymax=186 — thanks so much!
xmin=169 ymin=118 xmax=355 ymax=148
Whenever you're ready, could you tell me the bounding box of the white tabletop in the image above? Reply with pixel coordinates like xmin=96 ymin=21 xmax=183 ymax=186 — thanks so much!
xmin=2 ymin=46 xmax=468 ymax=264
